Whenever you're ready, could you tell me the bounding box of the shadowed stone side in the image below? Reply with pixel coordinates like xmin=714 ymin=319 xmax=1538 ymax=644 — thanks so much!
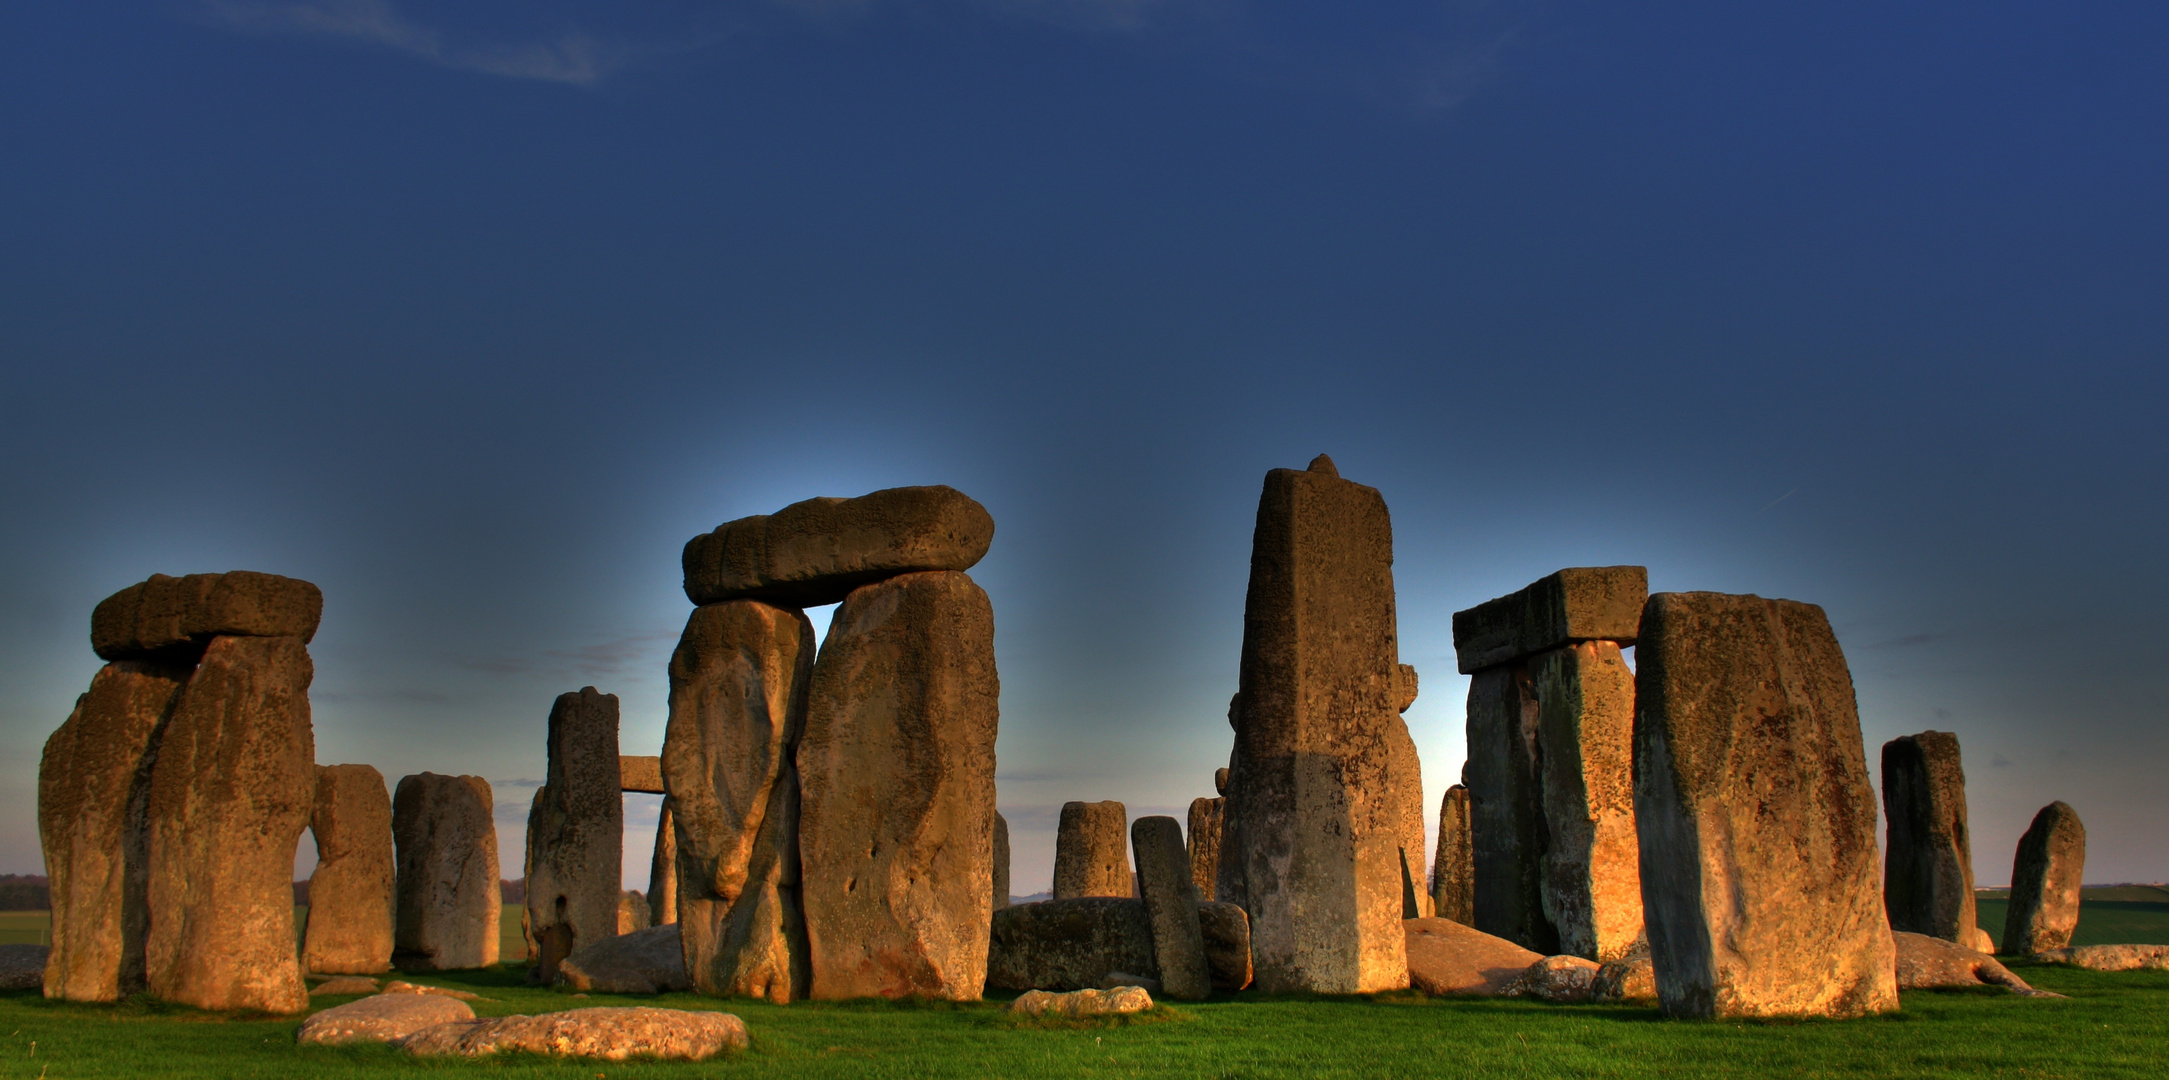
xmin=1054 ymin=801 xmax=1132 ymax=899
xmin=649 ymin=799 xmax=678 ymax=927
xmin=798 ymin=571 xmax=999 ymax=1000
xmin=304 ymin=764 xmax=396 ymax=975
xmin=1532 ymin=641 xmax=1642 ymax=961
xmin=1451 ymin=566 xmax=1646 ymax=674
xmin=994 ymin=812 xmax=1011 ymax=911
xmin=1386 ymin=713 xmax=1431 ymax=919
xmin=1465 ymin=665 xmax=1556 ymax=953
xmin=92 ymin=571 xmax=323 ymax=662
xmin=2004 ymin=801 xmax=2085 ymax=955
xmin=525 ymin=687 xmax=624 ymax=985
xmin=1132 ymin=816 xmax=1210 ymax=1001
xmin=392 ymin=773 xmax=500 ymax=972
xmin=1634 ymin=592 xmax=1896 ymax=1019
xmin=683 ymin=486 xmax=996 ymax=608
xmin=1186 ymin=796 xmax=1224 ymax=901
xmin=144 ymin=635 xmax=316 ymax=1013
xmin=1431 ymin=784 xmax=1474 ymax=926
xmin=39 ymin=660 xmax=188 ymax=1001
xmin=662 ymin=600 xmax=815 ymax=1003
xmin=1881 ymin=730 xmax=1976 ymax=944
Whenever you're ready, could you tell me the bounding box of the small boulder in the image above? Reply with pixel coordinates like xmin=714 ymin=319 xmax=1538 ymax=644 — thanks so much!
xmin=296 ymin=993 xmax=474 ymax=1045
xmin=558 ymin=924 xmax=691 ymax=994
xmin=398 ymin=1007 xmax=748 ymax=1061
xmin=1591 ymin=951 xmax=1656 ymax=1002
xmin=1404 ymin=917 xmax=1543 ymax=996
xmin=1894 ymin=931 xmax=2058 ymax=995
xmin=307 ymin=976 xmax=382 ymax=996
xmin=2031 ymin=944 xmax=2169 ymax=971
xmin=1506 ymin=955 xmax=1602 ymax=1003
xmin=1009 ymin=987 xmax=1154 ymax=1018
xmin=0 ymin=945 xmax=48 ymax=990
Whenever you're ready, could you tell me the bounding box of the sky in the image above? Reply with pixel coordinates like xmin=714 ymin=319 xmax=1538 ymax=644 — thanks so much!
xmin=3 ymin=1 xmax=2166 ymax=897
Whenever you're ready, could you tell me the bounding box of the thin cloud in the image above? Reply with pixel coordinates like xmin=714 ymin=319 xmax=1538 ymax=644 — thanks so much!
xmin=201 ymin=0 xmax=626 ymax=86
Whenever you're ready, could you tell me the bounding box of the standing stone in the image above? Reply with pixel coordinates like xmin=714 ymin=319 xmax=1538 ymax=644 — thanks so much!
xmin=1634 ymin=592 xmax=1897 ymax=1019
xmin=1131 ymin=816 xmax=1210 ymax=1001
xmin=1431 ymin=784 xmax=1474 ymax=926
xmin=2004 ymin=801 xmax=2086 ymax=955
xmin=1388 ymin=664 xmax=1429 ymax=919
xmin=1463 ymin=666 xmax=1555 ymax=953
xmin=143 ymin=634 xmax=316 ymax=1013
xmin=648 ymin=799 xmax=678 ymax=927
xmin=1881 ymin=730 xmax=1976 ymax=945
xmin=303 ymin=764 xmax=396 ymax=975
xmin=1532 ymin=641 xmax=1642 ymax=961
xmin=662 ymin=600 xmax=815 ymax=1003
xmin=1186 ymin=796 xmax=1224 ymax=901
xmin=1054 ymin=802 xmax=1132 ymax=899
xmin=392 ymin=773 xmax=500 ymax=971
xmin=798 ymin=571 xmax=999 ymax=1000
xmin=682 ymin=486 xmax=997 ymax=608
xmin=38 ymin=660 xmax=189 ymax=1001
xmin=1227 ymin=455 xmax=1409 ymax=994
xmin=994 ymin=812 xmax=1012 ymax=911
xmin=525 ymin=687 xmax=624 ymax=984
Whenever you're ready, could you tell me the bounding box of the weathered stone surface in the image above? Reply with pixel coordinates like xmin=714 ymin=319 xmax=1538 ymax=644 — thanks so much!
xmin=1532 ymin=641 xmax=1642 ymax=961
xmin=620 ymin=755 xmax=663 ymax=794
xmin=994 ymin=811 xmax=1011 ymax=911
xmin=1227 ymin=455 xmax=1409 ymax=994
xmin=988 ymin=898 xmax=1154 ymax=992
xmin=619 ymin=891 xmax=651 ymax=934
xmin=1009 ymin=986 xmax=1153 ymax=1018
xmin=391 ymin=772 xmax=500 ymax=971
xmin=799 ymin=571 xmax=999 ymax=1000
xmin=1100 ymin=972 xmax=1160 ymax=992
xmin=1506 ymin=954 xmax=1602 ymax=1002
xmin=2004 ymin=801 xmax=2086 ymax=956
xmin=1186 ymin=796 xmax=1224 ymax=901
xmin=1394 ymin=663 xmax=1420 ymax=713
xmin=303 ymin=763 xmax=396 ymax=976
xmin=649 ymin=799 xmax=678 ymax=926
xmin=1054 ymin=801 xmax=1132 ymax=900
xmin=1131 ymin=816 xmax=1210 ymax=1001
xmin=1403 ymin=917 xmax=1544 ymax=997
xmin=1452 ymin=566 xmax=1647 ymax=674
xmin=2032 ymin=944 xmax=2169 ymax=970
xmin=92 ymin=571 xmax=323 ymax=662
xmin=382 ymin=979 xmax=486 ymax=1000
xmin=683 ymin=486 xmax=996 ymax=608
xmin=143 ymin=635 xmax=315 ymax=1014
xmin=0 ymin=945 xmax=47 ymax=991
xmin=399 ymin=1007 xmax=748 ymax=1060
xmin=38 ymin=659 xmax=188 ymax=1001
xmin=1385 ymin=713 xmax=1431 ymax=919
xmin=1882 ymin=730 xmax=1977 ymax=944
xmin=297 ymin=993 xmax=474 ymax=1045
xmin=526 ymin=687 xmax=624 ymax=984
xmin=1198 ymin=901 xmax=1251 ymax=991
xmin=663 ymin=599 xmax=815 ymax=1003
xmin=1634 ymin=592 xmax=1897 ymax=1019
xmin=1591 ymin=950 xmax=1656 ymax=1002
xmin=1893 ymin=931 xmax=2055 ymax=995
xmin=1215 ymin=768 xmax=1229 ymax=795
xmin=308 ymin=976 xmax=381 ymax=995
xmin=1431 ymin=784 xmax=1473 ymax=926
xmin=1965 ymin=926 xmax=1995 ymax=954
xmin=559 ymin=923 xmax=692 ymax=994
xmin=1465 ymin=665 xmax=1556 ymax=953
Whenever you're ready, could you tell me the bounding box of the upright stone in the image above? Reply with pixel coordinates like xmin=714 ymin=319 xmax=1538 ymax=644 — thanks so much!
xmin=798 ymin=571 xmax=999 ymax=1000
xmin=993 ymin=812 xmax=1012 ymax=911
xmin=1131 ymin=816 xmax=1211 ymax=1001
xmin=303 ymin=764 xmax=396 ymax=975
xmin=1634 ymin=592 xmax=1896 ymax=1019
xmin=1431 ymin=784 xmax=1474 ymax=926
xmin=648 ymin=799 xmax=678 ymax=927
xmin=525 ymin=687 xmax=625 ymax=984
xmin=1881 ymin=730 xmax=1976 ymax=944
xmin=38 ymin=660 xmax=189 ymax=1001
xmin=683 ymin=486 xmax=996 ymax=608
xmin=1463 ymin=666 xmax=1555 ymax=952
xmin=1532 ymin=641 xmax=1642 ymax=961
xmin=1186 ymin=796 xmax=1224 ymax=901
xmin=143 ymin=635 xmax=315 ymax=1013
xmin=391 ymin=773 xmax=500 ymax=971
xmin=2004 ymin=801 xmax=2085 ymax=955
xmin=1227 ymin=455 xmax=1409 ymax=994
xmin=1054 ymin=802 xmax=1132 ymax=899
xmin=662 ymin=600 xmax=815 ymax=1003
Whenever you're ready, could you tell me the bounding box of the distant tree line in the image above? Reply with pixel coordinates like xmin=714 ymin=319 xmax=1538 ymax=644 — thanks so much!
xmin=0 ymin=874 xmax=50 ymax=911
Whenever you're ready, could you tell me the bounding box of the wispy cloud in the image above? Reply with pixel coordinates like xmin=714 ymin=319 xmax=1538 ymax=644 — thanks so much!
xmin=201 ymin=0 xmax=628 ymax=86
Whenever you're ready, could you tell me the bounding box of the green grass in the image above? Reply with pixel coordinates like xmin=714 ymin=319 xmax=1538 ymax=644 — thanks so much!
xmin=1976 ymin=887 xmax=2169 ymax=951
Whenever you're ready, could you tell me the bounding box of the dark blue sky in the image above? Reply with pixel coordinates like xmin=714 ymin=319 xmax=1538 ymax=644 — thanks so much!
xmin=4 ymin=1 xmax=2165 ymax=891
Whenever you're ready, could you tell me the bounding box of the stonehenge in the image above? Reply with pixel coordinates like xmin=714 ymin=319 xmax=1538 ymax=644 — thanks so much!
xmin=1881 ymin=730 xmax=1977 ymax=944
xmin=1186 ymin=793 xmax=1224 ymax=901
xmin=392 ymin=773 xmax=500 ymax=971
xmin=2004 ymin=801 xmax=2086 ymax=955
xmin=993 ymin=811 xmax=1011 ymax=911
xmin=1131 ymin=815 xmax=1210 ymax=1000
xmin=1430 ymin=784 xmax=1473 ymax=926
xmin=1054 ymin=801 xmax=1132 ymax=900
xmin=303 ymin=764 xmax=396 ymax=975
xmin=681 ymin=485 xmax=995 ymax=608
xmin=523 ymin=687 xmax=624 ymax=984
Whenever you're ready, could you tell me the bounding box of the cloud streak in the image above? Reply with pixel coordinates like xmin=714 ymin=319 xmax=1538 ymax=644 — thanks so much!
xmin=202 ymin=0 xmax=626 ymax=86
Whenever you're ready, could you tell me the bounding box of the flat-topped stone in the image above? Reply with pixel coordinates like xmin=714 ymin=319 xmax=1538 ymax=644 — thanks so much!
xmin=1452 ymin=566 xmax=1646 ymax=674
xmin=620 ymin=755 xmax=663 ymax=793
xmin=92 ymin=571 xmax=322 ymax=661
xmin=1053 ymin=801 xmax=1131 ymax=900
xmin=398 ymin=1006 xmax=747 ymax=1060
xmin=297 ymin=992 xmax=474 ymax=1045
xmin=683 ymin=486 xmax=995 ymax=607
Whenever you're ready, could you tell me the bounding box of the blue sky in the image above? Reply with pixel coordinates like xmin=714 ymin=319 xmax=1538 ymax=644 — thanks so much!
xmin=3 ymin=1 xmax=2165 ymax=893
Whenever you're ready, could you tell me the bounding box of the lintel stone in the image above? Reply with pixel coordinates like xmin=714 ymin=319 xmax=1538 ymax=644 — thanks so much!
xmin=1452 ymin=566 xmax=1647 ymax=674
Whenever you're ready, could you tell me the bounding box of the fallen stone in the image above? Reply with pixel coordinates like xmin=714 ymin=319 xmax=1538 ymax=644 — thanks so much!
xmin=2031 ymin=944 xmax=2169 ymax=971
xmin=1009 ymin=986 xmax=1153 ymax=1018
xmin=525 ymin=687 xmax=623 ymax=984
xmin=1591 ymin=951 xmax=1656 ymax=1002
xmin=1452 ymin=566 xmax=1647 ymax=674
xmin=399 ymin=1006 xmax=748 ymax=1060
xmin=994 ymin=811 xmax=1012 ymax=911
xmin=303 ymin=763 xmax=396 ymax=976
xmin=92 ymin=571 xmax=323 ymax=662
xmin=2004 ymin=801 xmax=2086 ymax=956
xmin=1054 ymin=801 xmax=1132 ymax=899
xmin=307 ymin=975 xmax=381 ymax=995
xmin=683 ymin=485 xmax=996 ymax=608
xmin=391 ymin=773 xmax=500 ymax=971
xmin=1532 ymin=640 xmax=1642 ymax=962
xmin=1198 ymin=901 xmax=1253 ymax=991
xmin=1464 ymin=664 xmax=1556 ymax=953
xmin=1404 ymin=917 xmax=1544 ymax=996
xmin=143 ymin=634 xmax=315 ymax=1014
xmin=1430 ymin=784 xmax=1474 ymax=926
xmin=1893 ymin=932 xmax=2057 ymax=995
xmin=381 ymin=980 xmax=488 ymax=1001
xmin=799 ymin=571 xmax=999 ymax=1000
xmin=662 ymin=599 xmax=816 ymax=1002
xmin=558 ymin=923 xmax=692 ymax=994
xmin=1186 ymin=796 xmax=1224 ymax=902
xmin=1634 ymin=592 xmax=1897 ymax=1019
xmin=1882 ymin=731 xmax=1978 ymax=944
xmin=1131 ymin=815 xmax=1210 ymax=1001
xmin=0 ymin=945 xmax=47 ymax=991
xmin=297 ymin=993 xmax=474 ymax=1045
xmin=1506 ymin=954 xmax=1603 ymax=1003
xmin=38 ymin=659 xmax=189 ymax=1001
xmin=620 ymin=755 xmax=663 ymax=794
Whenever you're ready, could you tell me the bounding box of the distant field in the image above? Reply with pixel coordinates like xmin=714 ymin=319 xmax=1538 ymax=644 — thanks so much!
xmin=1975 ymin=886 xmax=2169 ymax=951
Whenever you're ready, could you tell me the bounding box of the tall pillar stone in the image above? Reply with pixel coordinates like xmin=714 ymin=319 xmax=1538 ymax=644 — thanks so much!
xmin=1388 ymin=664 xmax=1430 ymax=919
xmin=649 ymin=799 xmax=678 ymax=927
xmin=1227 ymin=455 xmax=1408 ymax=994
xmin=1132 ymin=816 xmax=1210 ymax=1001
xmin=1881 ymin=730 xmax=1977 ymax=944
xmin=798 ymin=571 xmax=999 ymax=1001
xmin=662 ymin=600 xmax=815 ymax=1003
xmin=1462 ymin=666 xmax=1554 ymax=952
xmin=1634 ymin=591 xmax=1897 ymax=1019
xmin=2004 ymin=801 xmax=2085 ymax=955
xmin=1532 ymin=641 xmax=1642 ymax=961
xmin=302 ymin=764 xmax=395 ymax=975
xmin=1186 ymin=796 xmax=1224 ymax=902
xmin=1431 ymin=783 xmax=1474 ymax=926
xmin=994 ymin=811 xmax=1012 ymax=911
xmin=143 ymin=634 xmax=316 ymax=1013
xmin=524 ymin=687 xmax=624 ymax=984
xmin=1054 ymin=801 xmax=1132 ymax=899
xmin=38 ymin=660 xmax=189 ymax=1001
xmin=391 ymin=772 xmax=500 ymax=971
xmin=1213 ymin=743 xmax=1248 ymax=912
